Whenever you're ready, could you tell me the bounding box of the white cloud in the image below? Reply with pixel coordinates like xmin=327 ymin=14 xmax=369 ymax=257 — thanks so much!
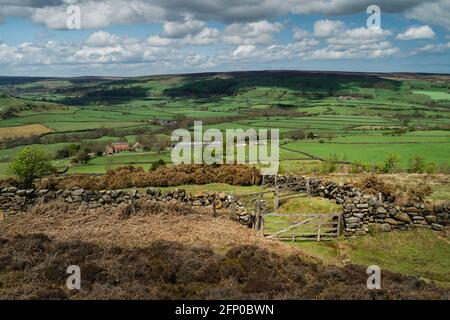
xmin=406 ymin=0 xmax=450 ymax=31
xmin=412 ymin=42 xmax=450 ymax=54
xmin=232 ymin=45 xmax=257 ymax=58
xmin=29 ymin=0 xmax=165 ymax=29
xmin=182 ymin=27 xmax=221 ymax=45
xmin=292 ymin=27 xmax=309 ymax=41
xmin=397 ymin=25 xmax=436 ymax=40
xmin=308 ymin=22 xmax=399 ymax=60
xmin=85 ymin=31 xmax=120 ymax=46
xmin=1 ymin=0 xmax=448 ymax=31
xmin=224 ymin=20 xmax=283 ymax=45
xmin=313 ymin=19 xmax=345 ymax=37
xmin=147 ymin=35 xmax=173 ymax=47
xmin=163 ymin=15 xmax=205 ymax=38
xmin=290 ymin=0 xmax=428 ymax=15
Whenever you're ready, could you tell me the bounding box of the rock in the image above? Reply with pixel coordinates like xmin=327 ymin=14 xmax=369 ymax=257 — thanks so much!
xmin=431 ymin=224 xmax=444 ymax=231
xmin=16 ymin=190 xmax=27 ymax=197
xmin=374 ymin=224 xmax=391 ymax=232
xmin=424 ymin=215 xmax=437 ymax=224
xmin=395 ymin=212 xmax=411 ymax=223
xmin=406 ymin=207 xmax=419 ymax=214
xmin=356 ymin=203 xmax=368 ymax=209
xmin=214 ymin=200 xmax=223 ymax=210
xmin=72 ymin=188 xmax=84 ymax=197
xmin=386 ymin=218 xmax=398 ymax=226
xmin=376 ymin=206 xmax=387 ymax=214
xmin=346 ymin=217 xmax=361 ymax=224
xmin=413 ymin=215 xmax=424 ymax=220
xmin=37 ymin=189 xmax=49 ymax=196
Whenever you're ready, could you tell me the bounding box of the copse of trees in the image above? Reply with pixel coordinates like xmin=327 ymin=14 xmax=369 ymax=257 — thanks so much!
xmin=136 ymin=134 xmax=170 ymax=154
xmin=56 ymin=144 xmax=81 ymax=159
xmin=9 ymin=147 xmax=54 ymax=187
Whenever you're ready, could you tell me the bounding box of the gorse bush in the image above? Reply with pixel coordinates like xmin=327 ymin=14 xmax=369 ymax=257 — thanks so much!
xmin=408 ymin=156 xmax=426 ymax=173
xmin=40 ymin=164 xmax=262 ymax=190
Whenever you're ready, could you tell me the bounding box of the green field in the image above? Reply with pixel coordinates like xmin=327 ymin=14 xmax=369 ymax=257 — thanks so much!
xmin=0 ymin=71 xmax=449 ymax=176
xmin=413 ymin=90 xmax=450 ymax=101
xmin=297 ymin=229 xmax=450 ymax=287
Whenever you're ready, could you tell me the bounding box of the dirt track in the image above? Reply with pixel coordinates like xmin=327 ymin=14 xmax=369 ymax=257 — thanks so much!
xmin=0 ymin=201 xmax=448 ymax=300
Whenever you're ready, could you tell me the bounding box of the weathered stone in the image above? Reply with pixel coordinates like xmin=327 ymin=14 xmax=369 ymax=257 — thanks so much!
xmin=214 ymin=200 xmax=223 ymax=210
xmin=406 ymin=207 xmax=419 ymax=213
xmin=376 ymin=206 xmax=387 ymax=214
xmin=424 ymin=215 xmax=437 ymax=224
xmin=374 ymin=224 xmax=391 ymax=232
xmin=431 ymin=224 xmax=444 ymax=231
xmin=37 ymin=189 xmax=49 ymax=196
xmin=395 ymin=212 xmax=411 ymax=223
xmin=192 ymin=200 xmax=202 ymax=206
xmin=386 ymin=218 xmax=398 ymax=226
xmin=72 ymin=189 xmax=84 ymax=197
xmin=346 ymin=217 xmax=361 ymax=224
xmin=16 ymin=190 xmax=27 ymax=197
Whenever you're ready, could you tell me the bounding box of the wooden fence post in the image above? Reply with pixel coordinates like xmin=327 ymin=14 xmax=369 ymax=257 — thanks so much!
xmin=317 ymin=221 xmax=321 ymax=242
xmin=255 ymin=195 xmax=262 ymax=231
xmin=337 ymin=213 xmax=342 ymax=239
xmin=274 ymin=175 xmax=279 ymax=212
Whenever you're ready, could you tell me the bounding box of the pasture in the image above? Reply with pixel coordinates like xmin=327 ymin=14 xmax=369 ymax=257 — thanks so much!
xmin=0 ymin=124 xmax=53 ymax=140
xmin=0 ymin=71 xmax=449 ymax=176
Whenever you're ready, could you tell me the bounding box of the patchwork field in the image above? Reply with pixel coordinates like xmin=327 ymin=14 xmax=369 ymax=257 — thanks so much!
xmin=0 ymin=71 xmax=449 ymax=177
xmin=0 ymin=124 xmax=53 ymax=140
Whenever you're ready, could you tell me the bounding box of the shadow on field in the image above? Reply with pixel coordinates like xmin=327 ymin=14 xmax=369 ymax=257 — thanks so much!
xmin=163 ymin=71 xmax=402 ymax=99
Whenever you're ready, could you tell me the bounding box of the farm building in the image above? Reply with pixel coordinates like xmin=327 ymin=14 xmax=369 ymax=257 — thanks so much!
xmin=105 ymin=142 xmax=144 ymax=155
xmin=105 ymin=142 xmax=130 ymax=155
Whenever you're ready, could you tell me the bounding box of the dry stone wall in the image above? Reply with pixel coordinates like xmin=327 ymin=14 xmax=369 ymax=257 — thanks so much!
xmin=1 ymin=177 xmax=448 ymax=238
xmin=0 ymin=187 xmax=253 ymax=227
xmin=264 ymin=175 xmax=449 ymax=237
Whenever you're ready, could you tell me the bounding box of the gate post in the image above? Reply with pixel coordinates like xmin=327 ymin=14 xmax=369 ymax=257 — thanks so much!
xmin=255 ymin=194 xmax=264 ymax=232
xmin=337 ymin=213 xmax=342 ymax=239
xmin=274 ymin=175 xmax=279 ymax=212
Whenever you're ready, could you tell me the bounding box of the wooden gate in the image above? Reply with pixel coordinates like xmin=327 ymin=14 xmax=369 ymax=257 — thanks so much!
xmin=232 ymin=181 xmax=342 ymax=242
xmin=261 ymin=213 xmax=341 ymax=242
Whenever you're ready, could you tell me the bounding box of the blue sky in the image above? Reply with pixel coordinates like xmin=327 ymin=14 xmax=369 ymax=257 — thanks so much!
xmin=0 ymin=0 xmax=449 ymax=76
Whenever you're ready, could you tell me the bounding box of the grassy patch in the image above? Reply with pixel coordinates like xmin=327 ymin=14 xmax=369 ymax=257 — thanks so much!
xmin=295 ymin=229 xmax=450 ymax=287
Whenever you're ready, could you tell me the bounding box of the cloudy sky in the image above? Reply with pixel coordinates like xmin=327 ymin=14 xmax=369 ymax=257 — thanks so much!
xmin=0 ymin=0 xmax=449 ymax=76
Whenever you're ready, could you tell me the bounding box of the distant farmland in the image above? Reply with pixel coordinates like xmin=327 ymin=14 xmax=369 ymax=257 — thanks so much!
xmin=0 ymin=71 xmax=449 ymax=176
xmin=0 ymin=124 xmax=53 ymax=140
